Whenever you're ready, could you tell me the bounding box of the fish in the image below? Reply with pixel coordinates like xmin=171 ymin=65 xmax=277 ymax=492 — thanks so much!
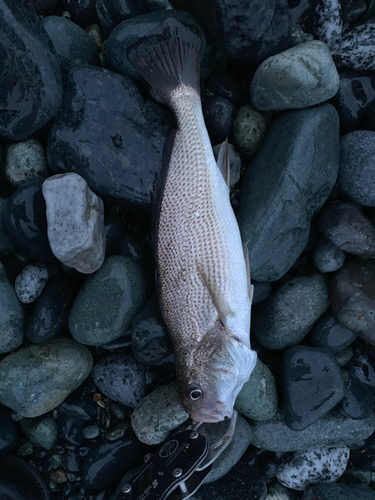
xmin=128 ymin=18 xmax=257 ymax=423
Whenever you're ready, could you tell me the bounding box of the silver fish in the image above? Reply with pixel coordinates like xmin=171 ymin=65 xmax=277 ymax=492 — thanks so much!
xmin=129 ymin=19 xmax=257 ymax=423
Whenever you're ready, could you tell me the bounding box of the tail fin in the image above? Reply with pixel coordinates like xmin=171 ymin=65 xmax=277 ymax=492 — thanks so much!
xmin=127 ymin=18 xmax=201 ymax=101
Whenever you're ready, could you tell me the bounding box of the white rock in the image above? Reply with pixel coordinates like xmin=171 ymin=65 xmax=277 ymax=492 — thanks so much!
xmin=276 ymin=446 xmax=350 ymax=491
xmin=42 ymin=173 xmax=105 ymax=274
xmin=15 ymin=264 xmax=49 ymax=304
xmin=5 ymin=139 xmax=48 ymax=187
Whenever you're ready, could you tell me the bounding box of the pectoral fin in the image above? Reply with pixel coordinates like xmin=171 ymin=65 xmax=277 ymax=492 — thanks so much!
xmin=216 ymin=138 xmax=230 ymax=189
xmin=243 ymin=244 xmax=254 ymax=304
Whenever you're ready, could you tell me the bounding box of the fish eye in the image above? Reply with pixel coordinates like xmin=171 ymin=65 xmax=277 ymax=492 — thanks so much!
xmin=187 ymin=386 xmax=203 ymax=401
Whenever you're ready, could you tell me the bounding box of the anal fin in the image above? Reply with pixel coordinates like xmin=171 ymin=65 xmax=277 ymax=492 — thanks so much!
xmin=216 ymin=138 xmax=230 ymax=189
xmin=243 ymin=244 xmax=254 ymax=304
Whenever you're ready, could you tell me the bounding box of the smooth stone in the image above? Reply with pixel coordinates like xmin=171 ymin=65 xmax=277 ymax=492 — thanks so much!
xmin=0 ymin=405 xmax=17 ymax=451
xmin=19 ymin=417 xmax=58 ymax=450
xmin=203 ymin=415 xmax=252 ymax=483
xmin=277 ymin=446 xmax=349 ymax=491
xmin=233 ymin=104 xmax=271 ymax=159
xmin=66 ymin=449 xmax=82 ymax=472
xmin=27 ymin=275 xmax=76 ymax=343
xmin=56 ymin=414 xmax=83 ymax=445
xmin=309 ymin=308 xmax=356 ymax=352
xmin=267 ymin=482 xmax=301 ymax=500
xmin=319 ymin=202 xmax=375 ymax=258
xmin=252 ymin=281 xmax=272 ymax=304
xmin=283 ymin=346 xmax=345 ymax=430
xmin=252 ymin=274 xmax=329 ymax=350
xmin=92 ymin=353 xmax=146 ymax=408
xmin=0 ymin=262 xmax=24 ymax=354
xmin=4 ymin=181 xmax=57 ymax=264
xmin=346 ymin=341 xmax=375 ymax=393
xmin=313 ymin=0 xmax=342 ymax=51
xmin=251 ymin=41 xmax=339 ymax=110
xmin=0 ymin=337 xmax=93 ymax=417
xmin=0 ymin=0 xmax=62 ymax=140
xmin=291 ymin=23 xmax=315 ymax=47
xmin=15 ymin=263 xmax=49 ymax=304
xmin=47 ymin=66 xmax=172 ymax=212
xmin=202 ymin=96 xmax=234 ymax=143
xmin=105 ymin=420 xmax=130 ymax=441
xmin=82 ymin=428 xmax=150 ymax=491
xmin=131 ymin=296 xmax=173 ymax=366
xmin=42 ymin=16 xmax=98 ymax=72
xmin=69 ymin=255 xmax=146 ymax=346
xmin=57 ymin=386 xmax=97 ymax=421
xmin=334 ymin=22 xmax=375 ymax=71
xmin=131 ymin=381 xmax=189 ymax=445
xmin=0 ymin=198 xmax=14 ymax=253
xmin=95 ymin=0 xmax=148 ymax=35
xmin=61 ymin=0 xmax=96 ymax=26
xmin=5 ymin=139 xmax=48 ymax=187
xmin=329 ymin=259 xmax=375 ymax=345
xmin=313 ymin=235 xmax=346 ymax=273
xmin=206 ymin=70 xmax=246 ymax=106
xmin=43 ymin=173 xmax=105 ymax=274
xmin=237 ymin=104 xmax=339 ymax=282
xmin=212 ymin=142 xmax=241 ymax=189
xmin=302 ymin=483 xmax=375 ymax=500
xmin=289 ymin=0 xmax=318 ymax=33
xmin=339 ymin=374 xmax=375 ymax=420
xmin=340 ymin=466 xmax=372 ymax=485
xmin=83 ymin=424 xmax=100 ymax=439
xmin=248 ymin=411 xmax=375 ymax=452
xmin=235 ymin=359 xmax=278 ymax=421
xmin=339 ymin=130 xmax=375 ymax=206
xmin=335 ymin=347 xmax=354 ymax=367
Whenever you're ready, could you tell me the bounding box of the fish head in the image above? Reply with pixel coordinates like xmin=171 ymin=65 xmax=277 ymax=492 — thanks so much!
xmin=178 ymin=325 xmax=257 ymax=423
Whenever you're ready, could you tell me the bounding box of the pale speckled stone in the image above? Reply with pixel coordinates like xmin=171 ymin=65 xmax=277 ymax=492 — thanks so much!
xmin=131 ymin=381 xmax=188 ymax=445
xmin=232 ymin=104 xmax=271 ymax=159
xmin=42 ymin=172 xmax=105 ymax=274
xmin=314 ymin=0 xmax=343 ymax=52
xmin=5 ymin=139 xmax=48 ymax=187
xmin=334 ymin=23 xmax=375 ymax=71
xmin=15 ymin=263 xmax=49 ymax=304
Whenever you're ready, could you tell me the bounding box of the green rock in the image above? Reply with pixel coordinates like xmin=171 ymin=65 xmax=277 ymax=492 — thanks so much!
xmin=19 ymin=417 xmax=58 ymax=450
xmin=252 ymin=274 xmax=330 ymax=350
xmin=237 ymin=104 xmax=339 ymax=282
xmin=235 ymin=359 xmax=278 ymax=420
xmin=0 ymin=337 xmax=93 ymax=417
xmin=131 ymin=381 xmax=189 ymax=445
xmin=0 ymin=262 xmax=23 ymax=353
xmin=69 ymin=255 xmax=146 ymax=346
xmin=302 ymin=483 xmax=375 ymax=500
xmin=233 ymin=104 xmax=271 ymax=159
xmin=248 ymin=411 xmax=375 ymax=452
xmin=17 ymin=440 xmax=34 ymax=456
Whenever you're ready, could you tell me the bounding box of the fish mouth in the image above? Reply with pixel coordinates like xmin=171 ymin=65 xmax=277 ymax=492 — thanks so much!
xmin=190 ymin=406 xmax=233 ymax=423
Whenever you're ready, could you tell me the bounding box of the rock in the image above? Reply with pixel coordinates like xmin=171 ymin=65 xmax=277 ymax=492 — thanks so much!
xmin=56 ymin=414 xmax=83 ymax=445
xmin=206 ymin=70 xmax=246 ymax=106
xmin=248 ymin=410 xmax=375 ymax=452
xmin=212 ymin=142 xmax=242 ymax=189
xmin=202 ymin=96 xmax=234 ymax=143
xmin=19 ymin=417 xmax=58 ymax=450
xmin=5 ymin=139 xmax=48 ymax=187
xmin=339 ymin=374 xmax=375 ymax=420
xmin=346 ymin=341 xmax=375 ymax=394
xmin=61 ymin=0 xmax=96 ymax=26
xmin=250 ymin=41 xmax=339 ymax=111
xmin=313 ymin=235 xmax=346 ymax=273
xmin=69 ymin=255 xmax=146 ymax=346
xmin=15 ymin=264 xmax=49 ymax=304
xmin=104 ymin=217 xmax=127 ymax=257
xmin=92 ymin=354 xmax=146 ymax=408
xmin=335 ymin=347 xmax=354 ymax=367
xmin=319 ymin=202 xmax=375 ymax=258
xmin=267 ymin=482 xmax=301 ymax=500
xmin=329 ymin=259 xmax=375 ymax=345
xmin=235 ymin=359 xmax=278 ymax=421
xmin=290 ymin=23 xmax=315 ymax=47
xmin=0 ymin=262 xmax=23 ymax=354
xmin=0 ymin=0 xmax=62 ymax=140
xmin=334 ymin=22 xmax=375 ymax=71
xmin=0 ymin=405 xmax=17 ymax=451
xmin=232 ymin=104 xmax=271 ymax=159
xmin=309 ymin=308 xmax=356 ymax=352
xmin=283 ymin=346 xmax=345 ymax=430
xmin=82 ymin=424 xmax=100 ymax=439
xmin=0 ymin=198 xmax=14 ymax=253
xmin=95 ymin=0 xmax=148 ymax=35
xmin=0 ymin=337 xmax=93 ymax=417
xmin=302 ymin=483 xmax=375 ymax=500
xmin=237 ymin=104 xmax=339 ymax=282
xmin=131 ymin=381 xmax=189 ymax=445
xmin=252 ymin=281 xmax=272 ymax=304
xmin=42 ymin=16 xmax=98 ymax=72
xmin=314 ymin=0 xmax=342 ymax=51
xmin=277 ymin=446 xmax=349 ymax=491
xmin=252 ymin=275 xmax=329 ymax=350
xmin=47 ymin=66 xmax=172 ymax=213
xmin=43 ymin=173 xmax=106 ymax=274
xmin=339 ymin=130 xmax=375 ymax=206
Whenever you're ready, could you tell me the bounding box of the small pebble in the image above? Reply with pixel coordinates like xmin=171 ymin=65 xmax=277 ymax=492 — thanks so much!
xmin=232 ymin=104 xmax=271 ymax=159
xmin=202 ymin=96 xmax=234 ymax=143
xmin=83 ymin=425 xmax=100 ymax=439
xmin=19 ymin=417 xmax=58 ymax=450
xmin=5 ymin=139 xmax=48 ymax=187
xmin=17 ymin=441 xmax=34 ymax=457
xmin=105 ymin=421 xmax=130 ymax=441
xmin=335 ymin=347 xmax=354 ymax=367
xmin=15 ymin=263 xmax=49 ymax=304
xmin=313 ymin=235 xmax=346 ymax=273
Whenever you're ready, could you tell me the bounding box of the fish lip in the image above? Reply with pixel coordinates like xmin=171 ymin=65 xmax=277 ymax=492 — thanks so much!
xmin=190 ymin=407 xmax=233 ymax=423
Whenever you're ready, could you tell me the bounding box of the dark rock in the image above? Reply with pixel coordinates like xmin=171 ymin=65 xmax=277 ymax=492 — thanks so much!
xmin=283 ymin=346 xmax=345 ymax=430
xmin=66 ymin=448 xmax=82 ymax=472
xmin=339 ymin=374 xmax=375 ymax=419
xmin=206 ymin=70 xmax=246 ymax=106
xmin=202 ymin=96 xmax=234 ymax=143
xmin=351 ymin=431 xmax=375 ymax=470
xmin=0 ymin=0 xmax=62 ymax=140
xmin=56 ymin=414 xmax=84 ymax=445
xmin=104 ymin=217 xmax=127 ymax=257
xmin=47 ymin=66 xmax=172 ymax=212
xmin=313 ymin=234 xmax=346 ymax=273
xmin=335 ymin=347 xmax=354 ymax=367
xmin=302 ymin=483 xmax=375 ymax=500
xmin=61 ymin=0 xmax=96 ymax=26
xmin=95 ymin=0 xmax=148 ymax=35
xmin=0 ymin=262 xmax=24 ymax=354
xmin=58 ymin=388 xmax=97 ymax=421
xmin=289 ymin=0 xmax=320 ymax=34
xmin=240 ymin=447 xmax=278 ymax=484
xmin=329 ymin=259 xmax=375 ymax=345
xmin=237 ymin=104 xmax=339 ymax=282
xmin=252 ymin=281 xmax=272 ymax=304
xmin=309 ymin=308 xmax=357 ymax=352
xmin=346 ymin=340 xmax=375 ymax=394
xmin=0 ymin=405 xmax=17 ymax=451
xmin=0 ymin=455 xmax=50 ymax=500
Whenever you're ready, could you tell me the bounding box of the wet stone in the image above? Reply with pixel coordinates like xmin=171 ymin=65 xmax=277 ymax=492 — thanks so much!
xmin=251 ymin=41 xmax=339 ymax=110
xmin=56 ymin=414 xmax=83 ymax=446
xmin=92 ymin=353 xmax=146 ymax=408
xmin=346 ymin=341 xmax=375 ymax=393
xmin=19 ymin=417 xmax=58 ymax=450
xmin=69 ymin=255 xmax=146 ymax=346
xmin=0 ymin=262 xmax=24 ymax=354
xmin=252 ymin=281 xmax=272 ymax=305
xmin=309 ymin=308 xmax=356 ymax=353
xmin=61 ymin=0 xmax=96 ymax=26
xmin=5 ymin=139 xmax=48 ymax=187
xmin=335 ymin=347 xmax=354 ymax=367
xmin=313 ymin=235 xmax=346 ymax=273
xmin=82 ymin=425 xmax=100 ymax=439
xmin=202 ymin=96 xmax=234 ymax=143
xmin=301 ymin=483 xmax=375 ymax=500
xmin=253 ymin=274 xmax=329 ymax=350
xmin=232 ymin=104 xmax=271 ymax=159
xmin=339 ymin=374 xmax=375 ymax=420
xmin=0 ymin=405 xmax=17 ymax=451
xmin=95 ymin=0 xmax=148 ymax=36
xmin=15 ymin=263 xmax=49 ymax=304
xmin=237 ymin=104 xmax=339 ymax=282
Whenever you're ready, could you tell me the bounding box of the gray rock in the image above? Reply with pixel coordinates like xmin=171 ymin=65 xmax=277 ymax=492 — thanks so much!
xmin=302 ymin=483 xmax=375 ymax=500
xmin=335 ymin=347 xmax=354 ymax=367
xmin=339 ymin=130 xmax=375 ymax=206
xmin=276 ymin=446 xmax=349 ymax=491
xmin=69 ymin=255 xmax=146 ymax=346
xmin=334 ymin=22 xmax=375 ymax=71
xmin=309 ymin=308 xmax=356 ymax=353
xmin=250 ymin=41 xmax=339 ymax=111
xmin=213 ymin=142 xmax=242 ymax=188
xmin=19 ymin=417 xmax=58 ymax=450
xmin=0 ymin=198 xmax=14 ymax=253
xmin=43 ymin=173 xmax=106 ymax=274
xmin=252 ymin=281 xmax=272 ymax=304
xmin=131 ymin=381 xmax=189 ymax=445
xmin=5 ymin=139 xmax=48 ymax=187
xmin=290 ymin=24 xmax=314 ymax=47
xmin=313 ymin=235 xmax=346 ymax=273
xmin=248 ymin=410 xmax=375 ymax=452
xmin=0 ymin=337 xmax=93 ymax=417
xmin=83 ymin=425 xmax=100 ymax=439
xmin=237 ymin=104 xmax=339 ymax=282
xmin=15 ymin=263 xmax=49 ymax=304
xmin=0 ymin=262 xmax=23 ymax=354
xmin=314 ymin=0 xmax=343 ymax=52
xmin=232 ymin=104 xmax=272 ymax=159
xmin=252 ymin=274 xmax=330 ymax=350
xmin=235 ymin=359 xmax=278 ymax=420
xmin=266 ymin=482 xmax=301 ymax=500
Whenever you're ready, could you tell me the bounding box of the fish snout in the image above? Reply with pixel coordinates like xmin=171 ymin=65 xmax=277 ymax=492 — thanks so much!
xmin=190 ymin=403 xmax=233 ymax=423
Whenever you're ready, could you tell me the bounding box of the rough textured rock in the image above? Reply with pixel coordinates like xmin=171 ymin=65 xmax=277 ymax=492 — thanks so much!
xmin=232 ymin=104 xmax=271 ymax=159
xmin=334 ymin=22 xmax=375 ymax=71
xmin=237 ymin=104 xmax=339 ymax=282
xmin=302 ymin=483 xmax=375 ymax=500
xmin=314 ymin=0 xmax=342 ymax=51
xmin=15 ymin=263 xmax=49 ymax=304
xmin=313 ymin=235 xmax=346 ymax=273
xmin=0 ymin=263 xmax=23 ymax=354
xmin=5 ymin=139 xmax=48 ymax=187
